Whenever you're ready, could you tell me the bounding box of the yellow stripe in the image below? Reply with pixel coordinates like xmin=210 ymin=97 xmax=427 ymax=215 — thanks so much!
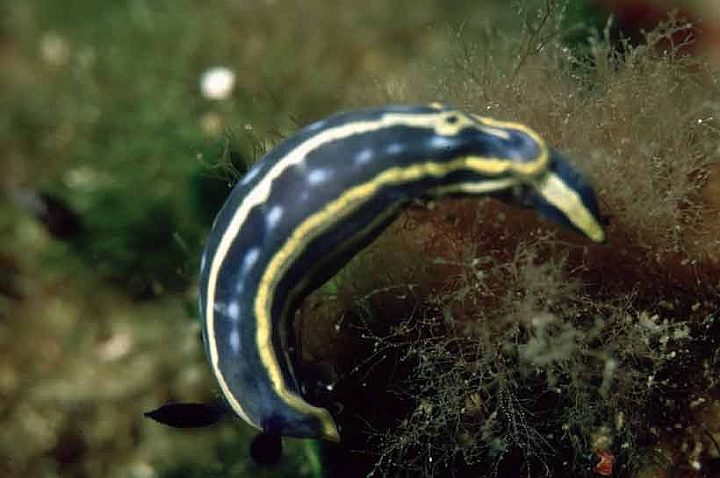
xmin=535 ymin=173 xmax=606 ymax=242
xmin=428 ymin=177 xmax=519 ymax=196
xmin=274 ymin=175 xmax=521 ymax=396
xmin=254 ymin=157 xmax=533 ymax=437
xmin=204 ymin=111 xmax=547 ymax=428
xmin=472 ymin=114 xmax=550 ymax=175
xmin=274 ymin=197 xmax=410 ymax=441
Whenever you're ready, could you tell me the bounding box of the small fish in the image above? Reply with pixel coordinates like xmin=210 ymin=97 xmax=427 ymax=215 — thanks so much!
xmin=8 ymin=187 xmax=83 ymax=240
xmin=144 ymin=401 xmax=283 ymax=465
xmin=144 ymin=401 xmax=227 ymax=428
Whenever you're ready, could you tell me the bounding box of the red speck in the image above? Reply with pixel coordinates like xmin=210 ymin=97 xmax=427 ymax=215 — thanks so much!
xmin=595 ymin=449 xmax=615 ymax=476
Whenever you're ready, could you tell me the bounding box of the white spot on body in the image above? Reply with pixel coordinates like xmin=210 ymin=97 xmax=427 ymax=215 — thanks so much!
xmin=240 ymin=166 xmax=261 ymax=186
xmin=385 ymin=142 xmax=405 ymax=155
xmin=200 ymin=253 xmax=207 ymax=273
xmin=482 ymin=126 xmax=511 ymax=140
xmin=227 ymin=301 xmax=240 ymax=321
xmin=353 ymin=148 xmax=374 ymax=165
xmin=242 ymin=248 xmax=260 ymax=273
xmin=428 ymin=135 xmax=455 ymax=150
xmin=266 ymin=205 xmax=283 ymax=229
xmin=229 ymin=329 xmax=240 ymax=354
xmin=308 ymin=168 xmax=331 ymax=185
xmin=306 ymin=120 xmax=326 ymax=132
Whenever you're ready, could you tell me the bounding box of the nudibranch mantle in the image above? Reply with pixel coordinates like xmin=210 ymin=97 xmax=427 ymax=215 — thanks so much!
xmin=198 ymin=103 xmax=604 ymax=443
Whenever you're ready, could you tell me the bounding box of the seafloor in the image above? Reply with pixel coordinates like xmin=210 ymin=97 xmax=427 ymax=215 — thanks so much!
xmin=1 ymin=1 xmax=719 ymax=478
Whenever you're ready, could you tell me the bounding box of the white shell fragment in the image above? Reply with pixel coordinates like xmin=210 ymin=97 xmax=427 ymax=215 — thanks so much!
xmin=200 ymin=67 xmax=236 ymax=100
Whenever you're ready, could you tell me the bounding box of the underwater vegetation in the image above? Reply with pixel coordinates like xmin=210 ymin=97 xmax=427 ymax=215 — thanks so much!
xmin=1 ymin=1 xmax=719 ymax=478
xmin=302 ymin=7 xmax=720 ymax=478
xmin=145 ymin=102 xmax=606 ymax=463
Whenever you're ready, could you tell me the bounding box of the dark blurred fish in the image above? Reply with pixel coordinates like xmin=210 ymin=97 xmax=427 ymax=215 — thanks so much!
xmin=144 ymin=401 xmax=228 ymax=428
xmin=8 ymin=187 xmax=83 ymax=240
xmin=144 ymin=400 xmax=282 ymax=465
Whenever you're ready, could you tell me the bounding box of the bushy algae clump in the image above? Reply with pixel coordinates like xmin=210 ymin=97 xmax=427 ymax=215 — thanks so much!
xmin=299 ymin=10 xmax=720 ymax=478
